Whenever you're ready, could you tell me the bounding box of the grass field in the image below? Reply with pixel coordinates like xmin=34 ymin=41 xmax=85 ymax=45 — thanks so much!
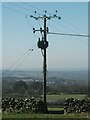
xmin=2 ymin=112 xmax=90 ymax=119
xmin=0 ymin=113 xmax=2 ymax=120
xmin=46 ymin=94 xmax=86 ymax=101
xmin=48 ymin=107 xmax=64 ymax=111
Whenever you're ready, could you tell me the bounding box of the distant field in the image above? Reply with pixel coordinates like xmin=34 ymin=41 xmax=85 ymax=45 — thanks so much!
xmin=46 ymin=94 xmax=86 ymax=101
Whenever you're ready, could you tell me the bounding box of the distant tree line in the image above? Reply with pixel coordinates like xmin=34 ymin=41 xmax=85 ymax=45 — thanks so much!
xmin=2 ymin=77 xmax=88 ymax=98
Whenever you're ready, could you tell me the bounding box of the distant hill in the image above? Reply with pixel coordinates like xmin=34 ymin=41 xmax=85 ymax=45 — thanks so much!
xmin=2 ymin=70 xmax=88 ymax=81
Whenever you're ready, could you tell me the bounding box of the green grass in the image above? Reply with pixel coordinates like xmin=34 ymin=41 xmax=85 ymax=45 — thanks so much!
xmin=2 ymin=112 xmax=90 ymax=119
xmin=46 ymin=94 xmax=85 ymax=101
xmin=48 ymin=107 xmax=64 ymax=111
xmin=0 ymin=113 xmax=2 ymax=119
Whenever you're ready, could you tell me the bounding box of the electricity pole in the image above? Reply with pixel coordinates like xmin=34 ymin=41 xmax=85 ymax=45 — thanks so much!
xmin=43 ymin=16 xmax=47 ymax=113
xmin=30 ymin=11 xmax=61 ymax=113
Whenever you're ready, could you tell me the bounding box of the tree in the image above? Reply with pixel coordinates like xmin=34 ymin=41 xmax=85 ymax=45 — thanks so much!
xmin=13 ymin=80 xmax=28 ymax=94
xmin=30 ymin=82 xmax=43 ymax=95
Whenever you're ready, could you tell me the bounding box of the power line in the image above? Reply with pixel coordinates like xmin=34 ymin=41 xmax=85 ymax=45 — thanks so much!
xmin=50 ymin=19 xmax=87 ymax=38
xmin=3 ymin=3 xmax=87 ymax=37
xmin=48 ymin=19 xmax=65 ymax=33
xmin=25 ymin=15 xmax=35 ymax=29
xmin=22 ymin=3 xmax=86 ymax=35
xmin=3 ymin=4 xmax=29 ymax=16
xmin=3 ymin=44 xmax=36 ymax=76
xmin=10 ymin=2 xmax=37 ymax=14
xmin=57 ymin=10 xmax=88 ymax=34
xmin=15 ymin=1 xmax=43 ymax=16
xmin=48 ymin=20 xmax=88 ymax=45
xmin=48 ymin=32 xmax=90 ymax=38
xmin=21 ymin=2 xmax=44 ymax=15
xmin=20 ymin=3 xmax=88 ymax=36
xmin=3 ymin=4 xmax=39 ymax=43
xmin=62 ymin=19 xmax=88 ymax=34
xmin=24 ymin=3 xmax=87 ymax=36
xmin=4 ymin=4 xmax=87 ymax=39
xmin=9 ymin=48 xmax=35 ymax=77
xmin=25 ymin=15 xmax=41 ymax=39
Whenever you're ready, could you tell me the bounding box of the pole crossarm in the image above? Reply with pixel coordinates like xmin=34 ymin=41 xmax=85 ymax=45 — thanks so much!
xmin=30 ymin=15 xmax=61 ymax=20
xmin=30 ymin=10 xmax=61 ymax=20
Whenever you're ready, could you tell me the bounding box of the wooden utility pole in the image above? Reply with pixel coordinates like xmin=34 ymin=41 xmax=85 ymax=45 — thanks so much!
xmin=43 ymin=16 xmax=47 ymax=113
xmin=30 ymin=11 xmax=61 ymax=113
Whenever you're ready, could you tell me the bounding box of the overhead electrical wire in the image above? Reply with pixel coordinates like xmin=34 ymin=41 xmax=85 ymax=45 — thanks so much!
xmin=22 ymin=3 xmax=53 ymax=16
xmin=49 ymin=21 xmax=88 ymax=46
xmin=9 ymin=48 xmax=35 ymax=77
xmin=25 ymin=15 xmax=34 ymax=29
xmin=23 ymin=3 xmax=84 ymax=36
xmin=47 ymin=20 xmax=88 ymax=45
xmin=3 ymin=3 xmax=42 ymax=38
xmin=10 ymin=2 xmax=34 ymax=12
xmin=3 ymin=50 xmax=30 ymax=73
xmin=10 ymin=2 xmax=40 ymax=16
xmin=19 ymin=2 xmax=45 ymax=34
xmin=62 ymin=19 xmax=88 ymax=35
xmin=47 ymin=10 xmax=88 ymax=36
xmin=50 ymin=19 xmax=88 ymax=38
xmin=49 ymin=20 xmax=65 ymax=33
xmin=51 ymin=20 xmax=88 ymax=43
xmin=18 ymin=1 xmax=57 ymax=21
xmin=19 ymin=3 xmax=67 ymax=36
xmin=25 ymin=15 xmax=41 ymax=39
xmin=3 ymin=4 xmax=29 ymax=16
xmin=48 ymin=32 xmax=90 ymax=38
xmin=20 ymin=2 xmax=45 ymax=15
xmin=22 ymin=3 xmax=88 ymax=37
xmin=24 ymin=3 xmax=87 ymax=44
xmin=27 ymin=4 xmax=88 ymax=40
xmin=3 ymin=3 xmax=88 ymax=39
xmin=16 ymin=0 xmax=43 ymax=16
xmin=3 ymin=4 xmax=88 ymax=47
xmin=3 ymin=44 xmax=36 ymax=76
xmin=6 ymin=2 xmax=43 ymax=39
xmin=56 ymin=11 xmax=88 ymax=35
xmin=3 ymin=3 xmax=88 ymax=47
xmin=13 ymin=4 xmax=43 ymax=39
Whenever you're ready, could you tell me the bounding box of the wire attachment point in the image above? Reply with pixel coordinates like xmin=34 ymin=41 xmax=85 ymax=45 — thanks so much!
xmin=33 ymin=28 xmax=35 ymax=33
